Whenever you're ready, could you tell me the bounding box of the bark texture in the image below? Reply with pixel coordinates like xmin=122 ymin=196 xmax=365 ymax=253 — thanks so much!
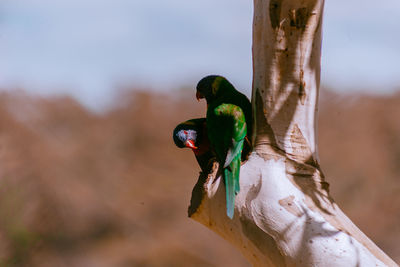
xmin=189 ymin=0 xmax=398 ymax=266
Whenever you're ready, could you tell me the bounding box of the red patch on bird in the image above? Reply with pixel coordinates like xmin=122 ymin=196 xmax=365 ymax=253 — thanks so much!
xmin=193 ymin=126 xmax=211 ymax=156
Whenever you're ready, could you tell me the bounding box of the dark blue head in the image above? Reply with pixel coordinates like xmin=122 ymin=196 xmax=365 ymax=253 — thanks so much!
xmin=196 ymin=75 xmax=233 ymax=103
xmin=173 ymin=118 xmax=206 ymax=150
xmin=173 ymin=123 xmax=201 ymax=150
xmin=173 ymin=128 xmax=198 ymax=149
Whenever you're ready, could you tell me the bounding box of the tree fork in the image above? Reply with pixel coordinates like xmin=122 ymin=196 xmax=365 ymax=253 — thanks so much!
xmin=189 ymin=0 xmax=398 ymax=266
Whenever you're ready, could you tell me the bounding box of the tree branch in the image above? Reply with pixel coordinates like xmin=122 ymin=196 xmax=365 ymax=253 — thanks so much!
xmin=189 ymin=0 xmax=398 ymax=266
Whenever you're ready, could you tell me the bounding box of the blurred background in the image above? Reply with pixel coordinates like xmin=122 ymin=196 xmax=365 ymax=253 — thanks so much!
xmin=0 ymin=0 xmax=399 ymax=266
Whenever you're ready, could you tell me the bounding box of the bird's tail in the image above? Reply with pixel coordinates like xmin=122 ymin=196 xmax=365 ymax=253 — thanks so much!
xmin=224 ymin=155 xmax=241 ymax=219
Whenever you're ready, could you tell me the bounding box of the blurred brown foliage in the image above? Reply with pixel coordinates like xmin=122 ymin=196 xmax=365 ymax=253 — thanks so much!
xmin=0 ymin=89 xmax=398 ymax=266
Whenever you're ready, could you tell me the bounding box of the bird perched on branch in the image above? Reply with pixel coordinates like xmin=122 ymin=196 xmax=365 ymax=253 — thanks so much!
xmin=173 ymin=118 xmax=216 ymax=173
xmin=196 ymin=75 xmax=251 ymax=219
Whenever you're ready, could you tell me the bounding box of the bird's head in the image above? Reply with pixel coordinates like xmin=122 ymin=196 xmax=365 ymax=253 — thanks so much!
xmin=173 ymin=126 xmax=198 ymax=150
xmin=196 ymin=75 xmax=228 ymax=103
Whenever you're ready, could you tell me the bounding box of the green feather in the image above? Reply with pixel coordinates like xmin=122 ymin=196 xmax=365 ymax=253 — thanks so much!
xmin=207 ymin=103 xmax=246 ymax=219
xmin=224 ymin=150 xmax=241 ymax=218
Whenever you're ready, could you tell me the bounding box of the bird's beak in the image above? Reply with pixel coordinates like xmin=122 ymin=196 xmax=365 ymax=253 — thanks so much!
xmin=196 ymin=91 xmax=204 ymax=101
xmin=185 ymin=140 xmax=198 ymax=149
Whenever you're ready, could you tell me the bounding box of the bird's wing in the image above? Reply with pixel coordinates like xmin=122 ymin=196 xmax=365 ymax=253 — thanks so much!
xmin=207 ymin=103 xmax=247 ymax=168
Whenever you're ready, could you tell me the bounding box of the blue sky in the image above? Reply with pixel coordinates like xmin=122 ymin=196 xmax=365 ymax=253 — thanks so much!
xmin=0 ymin=0 xmax=399 ymax=109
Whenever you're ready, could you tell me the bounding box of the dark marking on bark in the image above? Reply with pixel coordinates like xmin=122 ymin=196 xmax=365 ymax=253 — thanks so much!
xmin=255 ymin=90 xmax=275 ymax=145
xmin=289 ymin=124 xmax=311 ymax=162
xmin=285 ymin=155 xmax=332 ymax=216
xmin=278 ymin=195 xmax=303 ymax=217
xmin=269 ymin=0 xmax=282 ymax=29
xmin=289 ymin=7 xmax=309 ymax=29
xmin=305 ymin=155 xmax=320 ymax=170
xmin=299 ymin=69 xmax=306 ymax=105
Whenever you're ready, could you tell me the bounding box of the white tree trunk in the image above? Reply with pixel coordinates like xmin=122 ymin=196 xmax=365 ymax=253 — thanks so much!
xmin=189 ymin=0 xmax=398 ymax=266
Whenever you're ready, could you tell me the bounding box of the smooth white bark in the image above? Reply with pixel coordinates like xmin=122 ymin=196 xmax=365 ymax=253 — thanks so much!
xmin=189 ymin=0 xmax=398 ymax=266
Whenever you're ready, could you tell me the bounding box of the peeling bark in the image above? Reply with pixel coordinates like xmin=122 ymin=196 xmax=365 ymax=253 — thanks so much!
xmin=189 ymin=0 xmax=398 ymax=266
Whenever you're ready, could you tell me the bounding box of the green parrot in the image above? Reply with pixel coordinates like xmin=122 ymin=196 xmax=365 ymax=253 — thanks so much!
xmin=173 ymin=118 xmax=216 ymax=173
xmin=196 ymin=75 xmax=250 ymax=219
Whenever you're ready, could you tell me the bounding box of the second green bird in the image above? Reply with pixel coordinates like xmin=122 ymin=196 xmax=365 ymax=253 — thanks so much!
xmin=196 ymin=75 xmax=250 ymax=219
